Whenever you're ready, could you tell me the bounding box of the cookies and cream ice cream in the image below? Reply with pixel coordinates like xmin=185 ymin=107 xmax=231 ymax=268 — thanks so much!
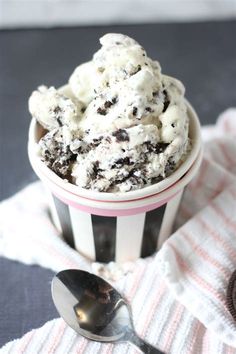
xmin=28 ymin=33 xmax=190 ymax=192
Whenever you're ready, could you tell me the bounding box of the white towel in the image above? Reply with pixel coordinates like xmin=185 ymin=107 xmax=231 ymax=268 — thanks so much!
xmin=1 ymin=109 xmax=236 ymax=353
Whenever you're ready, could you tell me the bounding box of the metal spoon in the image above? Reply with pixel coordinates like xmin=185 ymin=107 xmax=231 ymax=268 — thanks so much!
xmin=51 ymin=269 xmax=164 ymax=354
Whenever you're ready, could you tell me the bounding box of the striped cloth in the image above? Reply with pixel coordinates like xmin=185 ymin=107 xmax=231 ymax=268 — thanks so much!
xmin=1 ymin=108 xmax=236 ymax=353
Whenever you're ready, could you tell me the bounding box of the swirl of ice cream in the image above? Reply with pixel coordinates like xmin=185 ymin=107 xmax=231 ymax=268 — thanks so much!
xmin=29 ymin=33 xmax=190 ymax=192
xmin=28 ymin=85 xmax=85 ymax=131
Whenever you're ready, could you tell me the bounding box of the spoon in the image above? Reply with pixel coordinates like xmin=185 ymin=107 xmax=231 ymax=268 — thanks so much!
xmin=51 ymin=269 xmax=164 ymax=354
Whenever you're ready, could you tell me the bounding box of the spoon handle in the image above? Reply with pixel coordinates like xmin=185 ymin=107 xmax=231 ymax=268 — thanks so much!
xmin=127 ymin=331 xmax=165 ymax=354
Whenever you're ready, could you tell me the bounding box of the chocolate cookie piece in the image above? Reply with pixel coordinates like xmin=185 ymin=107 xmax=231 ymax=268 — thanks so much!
xmin=132 ymin=106 xmax=138 ymax=116
xmin=162 ymin=90 xmax=170 ymax=112
xmin=96 ymin=96 xmax=118 ymax=116
xmin=145 ymin=141 xmax=169 ymax=154
xmin=97 ymin=107 xmax=107 ymax=115
xmin=164 ymin=158 xmax=176 ymax=176
xmin=112 ymin=129 xmax=129 ymax=142
xmin=111 ymin=157 xmax=133 ymax=168
xmin=39 ymin=128 xmax=76 ymax=178
xmin=227 ymin=270 xmax=236 ymax=321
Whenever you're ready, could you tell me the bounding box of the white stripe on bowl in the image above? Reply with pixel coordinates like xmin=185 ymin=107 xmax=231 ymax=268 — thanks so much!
xmin=46 ymin=189 xmax=62 ymax=233
xmin=116 ymin=213 xmax=146 ymax=263
xmin=158 ymin=189 xmax=184 ymax=249
xmin=68 ymin=206 xmax=96 ymax=261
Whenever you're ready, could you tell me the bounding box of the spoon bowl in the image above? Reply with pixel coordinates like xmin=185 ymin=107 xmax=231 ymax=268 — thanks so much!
xmin=52 ymin=269 xmax=131 ymax=342
xmin=52 ymin=269 xmax=164 ymax=353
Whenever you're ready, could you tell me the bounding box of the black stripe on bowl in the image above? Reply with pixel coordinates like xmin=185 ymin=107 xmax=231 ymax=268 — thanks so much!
xmin=91 ymin=215 xmax=117 ymax=263
xmin=141 ymin=204 xmax=167 ymax=258
xmin=52 ymin=196 xmax=75 ymax=248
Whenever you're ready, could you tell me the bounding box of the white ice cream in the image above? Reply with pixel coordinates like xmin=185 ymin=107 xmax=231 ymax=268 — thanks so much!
xmin=29 ymin=33 xmax=190 ymax=192
xmin=28 ymin=85 xmax=83 ymax=131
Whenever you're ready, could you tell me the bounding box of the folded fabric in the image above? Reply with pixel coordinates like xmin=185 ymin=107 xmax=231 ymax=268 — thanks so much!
xmin=1 ymin=108 xmax=236 ymax=353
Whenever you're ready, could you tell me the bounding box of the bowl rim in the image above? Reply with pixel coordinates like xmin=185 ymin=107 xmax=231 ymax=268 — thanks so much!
xmin=40 ymin=148 xmax=203 ymax=213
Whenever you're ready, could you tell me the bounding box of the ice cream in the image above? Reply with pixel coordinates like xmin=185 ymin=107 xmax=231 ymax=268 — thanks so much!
xmin=28 ymin=33 xmax=190 ymax=193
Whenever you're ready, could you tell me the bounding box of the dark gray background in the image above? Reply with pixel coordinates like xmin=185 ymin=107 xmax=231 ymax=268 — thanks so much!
xmin=0 ymin=21 xmax=236 ymax=348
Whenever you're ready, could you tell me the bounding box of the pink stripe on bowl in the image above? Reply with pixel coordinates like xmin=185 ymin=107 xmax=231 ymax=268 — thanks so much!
xmin=53 ymin=191 xmax=178 ymax=216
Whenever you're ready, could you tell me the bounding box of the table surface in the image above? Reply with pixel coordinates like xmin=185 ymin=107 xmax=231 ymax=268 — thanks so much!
xmin=0 ymin=20 xmax=236 ymax=348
